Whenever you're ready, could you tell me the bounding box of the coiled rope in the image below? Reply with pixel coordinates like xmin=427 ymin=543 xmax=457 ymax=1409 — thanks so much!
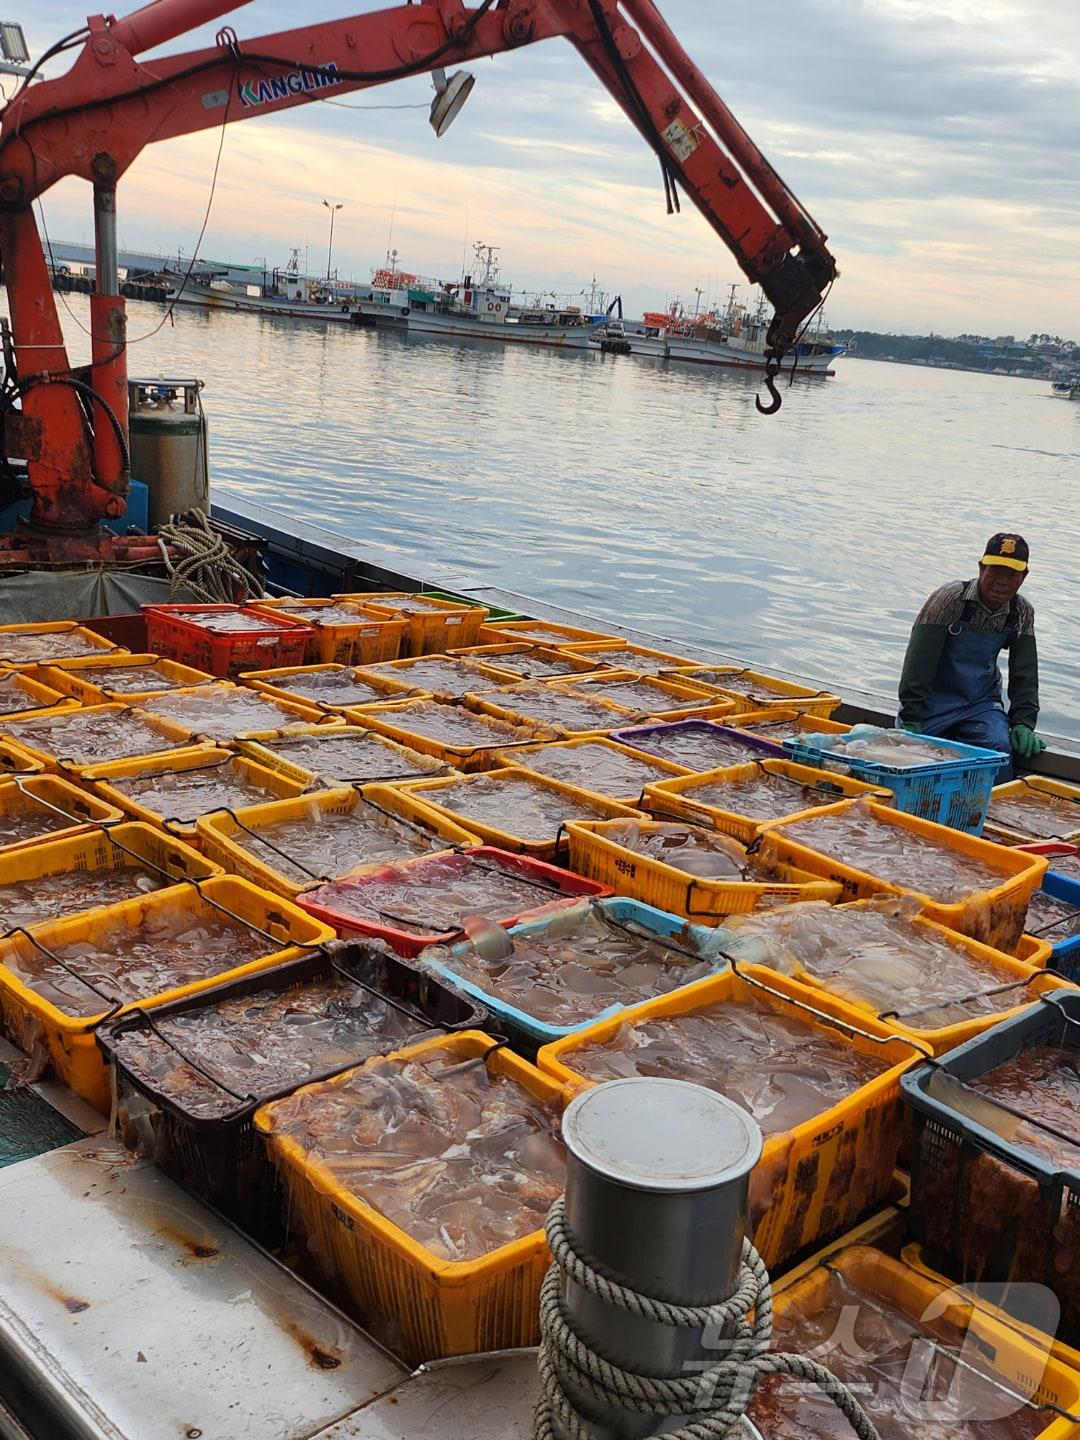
xmin=156 ymin=508 xmax=265 ymax=603
xmin=534 ymin=1198 xmax=881 ymax=1440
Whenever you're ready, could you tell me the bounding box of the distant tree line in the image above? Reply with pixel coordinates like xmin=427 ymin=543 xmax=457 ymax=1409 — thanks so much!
xmin=833 ymin=330 xmax=1080 ymax=369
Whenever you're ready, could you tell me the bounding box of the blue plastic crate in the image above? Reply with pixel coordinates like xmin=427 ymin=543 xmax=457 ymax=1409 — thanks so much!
xmin=424 ymin=896 xmax=729 ymax=1053
xmin=782 ymin=725 xmax=1003 ymax=833
xmin=1030 ymin=869 xmax=1080 ymax=982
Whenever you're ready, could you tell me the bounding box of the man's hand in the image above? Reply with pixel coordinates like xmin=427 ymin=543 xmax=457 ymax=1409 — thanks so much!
xmin=1010 ymin=724 xmax=1047 ymax=760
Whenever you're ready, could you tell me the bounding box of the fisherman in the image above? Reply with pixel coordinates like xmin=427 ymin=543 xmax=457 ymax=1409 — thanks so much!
xmin=898 ymin=533 xmax=1044 ymax=776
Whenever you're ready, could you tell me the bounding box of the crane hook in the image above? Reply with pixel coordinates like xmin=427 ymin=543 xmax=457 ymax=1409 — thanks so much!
xmin=755 ymin=351 xmax=783 ymax=415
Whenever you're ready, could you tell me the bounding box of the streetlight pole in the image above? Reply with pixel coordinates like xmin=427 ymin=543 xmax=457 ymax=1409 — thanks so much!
xmin=322 ymin=200 xmax=343 ymax=282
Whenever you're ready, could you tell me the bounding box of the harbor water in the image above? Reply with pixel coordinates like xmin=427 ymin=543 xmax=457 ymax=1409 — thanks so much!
xmin=32 ymin=295 xmax=1080 ymax=740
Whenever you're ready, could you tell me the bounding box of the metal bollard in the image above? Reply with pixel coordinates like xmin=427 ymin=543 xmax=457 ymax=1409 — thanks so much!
xmin=557 ymin=1077 xmax=763 ymax=1439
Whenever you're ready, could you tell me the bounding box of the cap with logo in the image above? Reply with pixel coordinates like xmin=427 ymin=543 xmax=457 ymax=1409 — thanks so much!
xmin=981 ymin=533 xmax=1029 ymax=572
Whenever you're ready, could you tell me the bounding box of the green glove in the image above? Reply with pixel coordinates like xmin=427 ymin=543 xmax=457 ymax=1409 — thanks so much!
xmin=899 ymin=720 xmax=923 ymax=734
xmin=1010 ymin=724 xmax=1047 ymax=759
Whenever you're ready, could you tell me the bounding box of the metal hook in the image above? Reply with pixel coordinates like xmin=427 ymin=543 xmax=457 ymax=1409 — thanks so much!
xmin=755 ymin=352 xmax=783 ymax=415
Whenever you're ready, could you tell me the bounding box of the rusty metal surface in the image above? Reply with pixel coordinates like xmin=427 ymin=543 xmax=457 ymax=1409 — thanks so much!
xmin=312 ymin=1352 xmax=541 ymax=1438
xmin=0 ymin=1138 xmax=404 ymax=1440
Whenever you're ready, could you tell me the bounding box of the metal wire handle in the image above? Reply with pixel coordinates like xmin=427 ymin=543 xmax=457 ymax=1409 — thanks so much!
xmin=821 ymin=1263 xmax=1080 ymax=1424
xmin=726 ymin=956 xmax=933 ymax=1058
xmin=7 ymin=772 xmax=111 ymax=828
xmin=3 ymin=925 xmax=124 ymax=1018
xmin=215 ymin=806 xmax=327 ymax=882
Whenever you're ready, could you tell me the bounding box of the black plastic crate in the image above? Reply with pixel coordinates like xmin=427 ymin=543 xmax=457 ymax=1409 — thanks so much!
xmin=97 ymin=941 xmax=487 ymax=1245
xmin=902 ymin=989 xmax=1080 ymax=1343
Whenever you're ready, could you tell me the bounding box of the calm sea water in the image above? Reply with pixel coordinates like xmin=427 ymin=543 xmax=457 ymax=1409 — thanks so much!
xmin=43 ymin=295 xmax=1080 ymax=739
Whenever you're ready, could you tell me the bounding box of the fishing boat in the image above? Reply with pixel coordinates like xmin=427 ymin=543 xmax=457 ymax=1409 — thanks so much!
xmin=1050 ymin=376 xmax=1080 ymax=400
xmin=664 ymin=291 xmax=846 ymax=374
xmin=352 ymin=244 xmax=600 ymax=348
xmin=165 ymin=253 xmax=369 ymax=323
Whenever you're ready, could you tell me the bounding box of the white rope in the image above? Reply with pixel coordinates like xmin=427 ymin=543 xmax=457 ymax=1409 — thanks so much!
xmin=534 ymin=1197 xmax=881 ymax=1440
xmin=156 ymin=508 xmax=265 ymax=603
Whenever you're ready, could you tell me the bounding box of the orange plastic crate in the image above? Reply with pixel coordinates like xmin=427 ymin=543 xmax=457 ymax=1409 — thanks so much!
xmin=255 ymin=1032 xmax=571 ymax=1363
xmin=143 ymin=604 xmax=314 ymax=678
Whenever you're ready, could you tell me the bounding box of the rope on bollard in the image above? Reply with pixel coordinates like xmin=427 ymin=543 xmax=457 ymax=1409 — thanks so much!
xmin=534 ymin=1196 xmax=881 ymax=1440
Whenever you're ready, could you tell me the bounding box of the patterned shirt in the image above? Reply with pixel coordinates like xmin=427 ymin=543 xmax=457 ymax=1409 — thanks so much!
xmin=915 ymin=578 xmax=1035 ymax=640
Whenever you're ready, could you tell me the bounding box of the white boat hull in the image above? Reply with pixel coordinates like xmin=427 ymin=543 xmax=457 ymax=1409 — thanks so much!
xmin=168 ymin=283 xmax=356 ymax=322
xmin=665 ymin=333 xmax=838 ymax=374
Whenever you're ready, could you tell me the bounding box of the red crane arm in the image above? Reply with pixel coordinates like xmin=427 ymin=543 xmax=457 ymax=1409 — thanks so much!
xmin=0 ymin=0 xmax=837 ymax=530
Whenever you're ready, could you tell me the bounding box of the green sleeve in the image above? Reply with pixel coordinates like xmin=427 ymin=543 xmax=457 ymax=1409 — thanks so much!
xmin=898 ymin=623 xmax=948 ymax=726
xmin=1007 ymin=632 xmax=1039 ymax=729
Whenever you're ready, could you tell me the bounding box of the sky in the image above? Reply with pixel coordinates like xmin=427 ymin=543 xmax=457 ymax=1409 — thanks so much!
xmin=20 ymin=0 xmax=1080 ymax=335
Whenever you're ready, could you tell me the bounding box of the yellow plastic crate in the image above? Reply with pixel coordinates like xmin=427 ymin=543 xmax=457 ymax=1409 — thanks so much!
xmin=379 ymin=769 xmax=643 ymax=864
xmin=349 ymin=699 xmax=554 ymax=773
xmin=37 ymin=654 xmax=214 ymax=705
xmin=255 ymin=1031 xmax=570 ymax=1364
xmin=0 ymin=621 xmax=122 ymax=669
xmin=0 ymin=774 xmax=124 ymax=854
xmin=748 ymin=899 xmax=1073 ymax=1056
xmin=566 ymin=816 xmax=841 ymax=922
xmin=465 ymin=683 xmax=635 ymax=738
xmin=0 ymin=703 xmax=194 ymax=775
xmin=550 ymin=670 xmax=735 ymax=723
xmin=0 ymin=741 xmax=43 ymax=775
xmin=732 ymin=709 xmax=852 ymax=740
xmin=354 ymin=655 xmax=507 ymax=703
xmin=0 ymin=875 xmax=333 ymax=1111
xmin=770 ymin=1245 xmax=1080 ymax=1439
xmin=902 ymin=1240 xmax=1080 ymax=1383
xmin=249 ymin=599 xmax=408 ymax=666
xmin=195 ymin=786 xmax=479 ymax=899
xmin=80 ymin=745 xmax=308 ymax=839
xmin=235 ymin=724 xmax=453 ymax=789
xmin=492 ymin=737 xmax=691 ymax=806
xmin=983 ymin=776 xmax=1080 ymax=845
xmin=336 ymin=593 xmax=486 ymax=656
xmin=0 ymin=669 xmax=75 ymax=720
xmin=0 ymin=819 xmax=219 ymax=925
xmin=668 ymin=665 xmax=843 ymax=719
xmin=477 ymin=618 xmax=619 ymax=648
xmin=240 ymin=662 xmax=430 ymax=715
xmin=538 ymin=966 xmax=919 ymax=1268
xmin=756 ymin=799 xmax=1049 ymax=952
xmin=1015 ymin=932 xmax=1054 ymax=967
xmin=644 ymin=758 xmax=893 ymax=845
xmin=139 ymin=682 xmax=328 ymax=742
xmin=558 ymin=639 xmax=703 ymax=671
xmin=448 ymin=642 xmax=620 ymax=682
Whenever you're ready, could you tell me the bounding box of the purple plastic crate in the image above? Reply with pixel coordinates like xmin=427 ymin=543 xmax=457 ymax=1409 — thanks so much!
xmin=609 ymin=719 xmax=778 ymax=773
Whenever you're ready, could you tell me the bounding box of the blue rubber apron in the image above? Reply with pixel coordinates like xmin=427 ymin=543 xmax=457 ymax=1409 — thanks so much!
xmin=920 ymin=589 xmax=1015 ymax=756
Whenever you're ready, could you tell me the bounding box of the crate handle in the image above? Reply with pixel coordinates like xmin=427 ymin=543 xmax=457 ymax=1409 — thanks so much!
xmin=82 ymin=822 xmax=204 ymax=888
xmin=7 ymin=773 xmax=112 ymax=828
xmin=133 ymin=1005 xmax=257 ymax=1107
xmin=350 ymin=789 xmax=464 ymax=851
xmin=588 ymin=898 xmax=714 ymax=967
xmin=327 ymin=950 xmax=456 ymax=1029
xmin=726 ymin=956 xmax=932 ymax=1058
xmin=3 ymin=925 xmax=124 ymax=1019
xmin=429 ymin=1035 xmax=509 ymax=1084
xmin=188 ymin=877 xmax=326 ymax=952
xmin=216 ymin=807 xmax=329 ymax=883
xmin=820 ymin=1262 xmax=1080 ymax=1425
xmin=880 ymin=975 xmax=1037 ymax=1023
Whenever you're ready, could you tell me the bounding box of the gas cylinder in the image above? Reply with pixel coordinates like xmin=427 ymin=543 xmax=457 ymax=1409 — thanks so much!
xmin=127 ymin=377 xmax=209 ymax=528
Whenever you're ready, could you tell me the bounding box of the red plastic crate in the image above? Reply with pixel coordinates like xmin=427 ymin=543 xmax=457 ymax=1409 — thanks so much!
xmin=298 ymin=845 xmax=613 ymax=955
xmin=143 ymin=604 xmax=314 ymax=679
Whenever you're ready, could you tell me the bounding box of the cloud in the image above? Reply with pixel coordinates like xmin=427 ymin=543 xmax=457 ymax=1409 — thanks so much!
xmin=20 ymin=0 xmax=1080 ymax=335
